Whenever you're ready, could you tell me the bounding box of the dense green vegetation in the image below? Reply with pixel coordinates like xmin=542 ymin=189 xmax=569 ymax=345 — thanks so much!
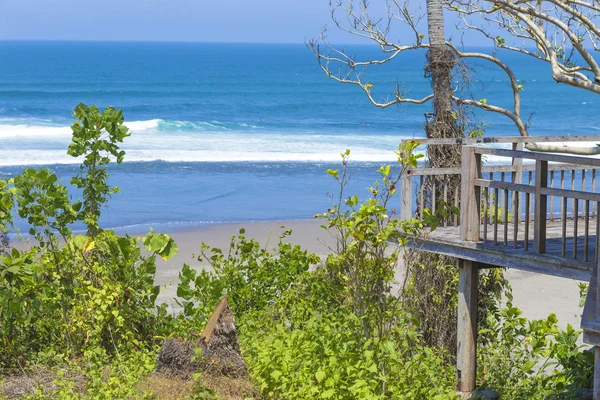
xmin=0 ymin=105 xmax=594 ymax=399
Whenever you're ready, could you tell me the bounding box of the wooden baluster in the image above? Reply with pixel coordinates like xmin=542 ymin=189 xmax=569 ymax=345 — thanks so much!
xmin=483 ymin=187 xmax=489 ymax=242
xmin=550 ymin=170 xmax=555 ymax=221
xmin=494 ymin=187 xmax=499 ymax=245
xmin=534 ymin=160 xmax=548 ymax=254
xmin=572 ymin=170 xmax=576 ymax=219
xmin=512 ymin=142 xmax=523 ymax=226
xmin=593 ymin=169 xmax=597 ymax=217
xmin=432 ymin=178 xmax=437 ymax=215
xmin=504 ymin=188 xmax=509 ymax=246
xmin=419 ymin=175 xmax=424 ymax=218
xmin=443 ymin=175 xmax=449 ymax=227
xmin=513 ymin=189 xmax=519 ymax=249
xmin=585 ymin=200 xmax=590 ymax=262
xmin=583 ymin=170 xmax=587 ymax=218
xmin=562 ymin=196 xmax=568 ymax=257
xmin=529 ymin=171 xmax=534 ymax=223
xmin=524 ymin=192 xmax=530 ymax=251
xmin=574 ymin=199 xmax=579 ymax=260
xmin=454 ymin=186 xmax=459 ymax=226
xmin=500 ymin=172 xmax=505 ymax=219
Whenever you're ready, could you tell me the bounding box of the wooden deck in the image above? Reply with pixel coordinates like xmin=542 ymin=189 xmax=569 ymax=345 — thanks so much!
xmin=411 ymin=219 xmax=597 ymax=281
xmin=399 ymin=137 xmax=600 ymax=397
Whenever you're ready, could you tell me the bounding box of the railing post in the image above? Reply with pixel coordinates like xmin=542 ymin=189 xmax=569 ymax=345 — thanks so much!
xmin=401 ymin=168 xmax=413 ymax=221
xmin=460 ymin=146 xmax=481 ymax=241
xmin=457 ymin=259 xmax=478 ymax=396
xmin=534 ymin=160 xmax=548 ymax=253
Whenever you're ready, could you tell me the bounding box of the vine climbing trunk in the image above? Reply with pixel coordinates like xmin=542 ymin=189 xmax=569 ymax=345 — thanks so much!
xmin=404 ymin=0 xmax=466 ymax=384
xmin=425 ymin=0 xmax=461 ymax=169
xmin=424 ymin=2 xmax=475 ymax=397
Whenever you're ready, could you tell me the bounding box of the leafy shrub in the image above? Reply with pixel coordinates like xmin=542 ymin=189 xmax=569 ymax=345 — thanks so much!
xmin=175 ymin=228 xmax=320 ymax=335
xmin=478 ymin=300 xmax=593 ymax=399
xmin=0 ymin=104 xmax=178 ymax=369
xmin=245 ymin=306 xmax=457 ymax=400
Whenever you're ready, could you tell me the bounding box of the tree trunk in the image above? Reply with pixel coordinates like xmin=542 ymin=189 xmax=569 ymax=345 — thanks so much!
xmin=427 ymin=0 xmax=453 ymax=117
xmin=425 ymin=0 xmax=461 ymax=170
xmin=404 ymin=0 xmax=464 ymax=357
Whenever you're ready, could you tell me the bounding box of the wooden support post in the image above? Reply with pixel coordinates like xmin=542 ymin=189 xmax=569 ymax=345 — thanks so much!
xmin=460 ymin=146 xmax=482 ymax=242
xmin=401 ymin=169 xmax=413 ymax=221
xmin=457 ymin=260 xmax=478 ymax=396
xmin=534 ymin=160 xmax=548 ymax=253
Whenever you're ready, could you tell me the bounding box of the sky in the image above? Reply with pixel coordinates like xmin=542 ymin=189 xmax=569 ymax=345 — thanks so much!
xmin=0 ymin=0 xmax=489 ymax=45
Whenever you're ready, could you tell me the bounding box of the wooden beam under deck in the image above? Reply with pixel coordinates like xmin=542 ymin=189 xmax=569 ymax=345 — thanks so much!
xmin=404 ymin=219 xmax=596 ymax=281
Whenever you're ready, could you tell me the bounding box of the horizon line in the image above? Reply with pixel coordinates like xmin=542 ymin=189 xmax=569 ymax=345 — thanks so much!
xmin=0 ymin=38 xmax=498 ymax=47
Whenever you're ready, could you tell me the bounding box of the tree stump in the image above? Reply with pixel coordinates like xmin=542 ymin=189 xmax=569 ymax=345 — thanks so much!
xmin=156 ymin=297 xmax=247 ymax=378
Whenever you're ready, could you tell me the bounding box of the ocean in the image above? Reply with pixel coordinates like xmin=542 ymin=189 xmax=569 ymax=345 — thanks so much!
xmin=0 ymin=41 xmax=598 ymax=233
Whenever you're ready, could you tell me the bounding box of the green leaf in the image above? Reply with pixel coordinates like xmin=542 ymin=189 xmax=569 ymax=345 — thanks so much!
xmin=315 ymin=370 xmax=326 ymax=383
xmin=271 ymin=370 xmax=282 ymax=380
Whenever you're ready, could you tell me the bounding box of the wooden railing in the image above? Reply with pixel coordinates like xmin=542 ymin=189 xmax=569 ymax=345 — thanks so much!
xmin=401 ymin=136 xmax=600 ymax=261
xmin=461 ymin=146 xmax=600 ymax=259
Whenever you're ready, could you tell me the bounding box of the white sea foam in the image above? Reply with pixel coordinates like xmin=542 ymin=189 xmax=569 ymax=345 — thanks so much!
xmin=4 ymin=118 xmax=599 ymax=166
xmin=0 ymin=119 xmax=162 ymax=139
xmin=0 ymin=124 xmax=71 ymax=138
xmin=126 ymin=119 xmax=162 ymax=131
xmin=0 ymin=149 xmax=399 ymax=166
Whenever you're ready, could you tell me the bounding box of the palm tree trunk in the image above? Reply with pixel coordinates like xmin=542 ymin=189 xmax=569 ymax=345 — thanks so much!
xmin=425 ymin=0 xmax=461 ymax=169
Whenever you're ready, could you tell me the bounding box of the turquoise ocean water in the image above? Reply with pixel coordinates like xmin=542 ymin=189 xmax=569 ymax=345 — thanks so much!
xmin=0 ymin=41 xmax=598 ymax=233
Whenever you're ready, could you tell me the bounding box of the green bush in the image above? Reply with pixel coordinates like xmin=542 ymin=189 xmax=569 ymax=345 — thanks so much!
xmin=175 ymin=228 xmax=320 ymax=335
xmin=0 ymin=104 xmax=178 ymax=369
xmin=243 ymin=266 xmax=457 ymax=400
xmin=478 ymin=301 xmax=593 ymax=399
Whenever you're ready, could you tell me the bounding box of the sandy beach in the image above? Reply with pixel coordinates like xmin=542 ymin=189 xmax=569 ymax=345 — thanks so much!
xmin=154 ymin=219 xmax=583 ymax=330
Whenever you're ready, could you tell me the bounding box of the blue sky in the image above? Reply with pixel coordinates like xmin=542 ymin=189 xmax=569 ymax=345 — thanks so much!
xmin=0 ymin=0 xmax=488 ymax=44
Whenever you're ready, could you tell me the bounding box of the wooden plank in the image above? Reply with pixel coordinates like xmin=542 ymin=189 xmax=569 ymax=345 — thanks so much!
xmin=534 ymin=160 xmax=549 ymax=253
xmin=460 ymin=147 xmax=481 ymax=242
xmin=404 ymin=235 xmax=592 ymax=280
xmin=409 ymin=163 xmax=590 ymax=177
xmin=542 ymin=187 xmax=600 ymax=203
xmin=200 ymin=297 xmax=230 ymax=344
xmin=474 ymin=179 xmax=535 ymax=194
xmin=402 ymin=135 xmax=600 ymax=146
xmin=457 ymin=260 xmax=478 ymax=395
xmin=475 ymin=147 xmax=600 ymax=168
